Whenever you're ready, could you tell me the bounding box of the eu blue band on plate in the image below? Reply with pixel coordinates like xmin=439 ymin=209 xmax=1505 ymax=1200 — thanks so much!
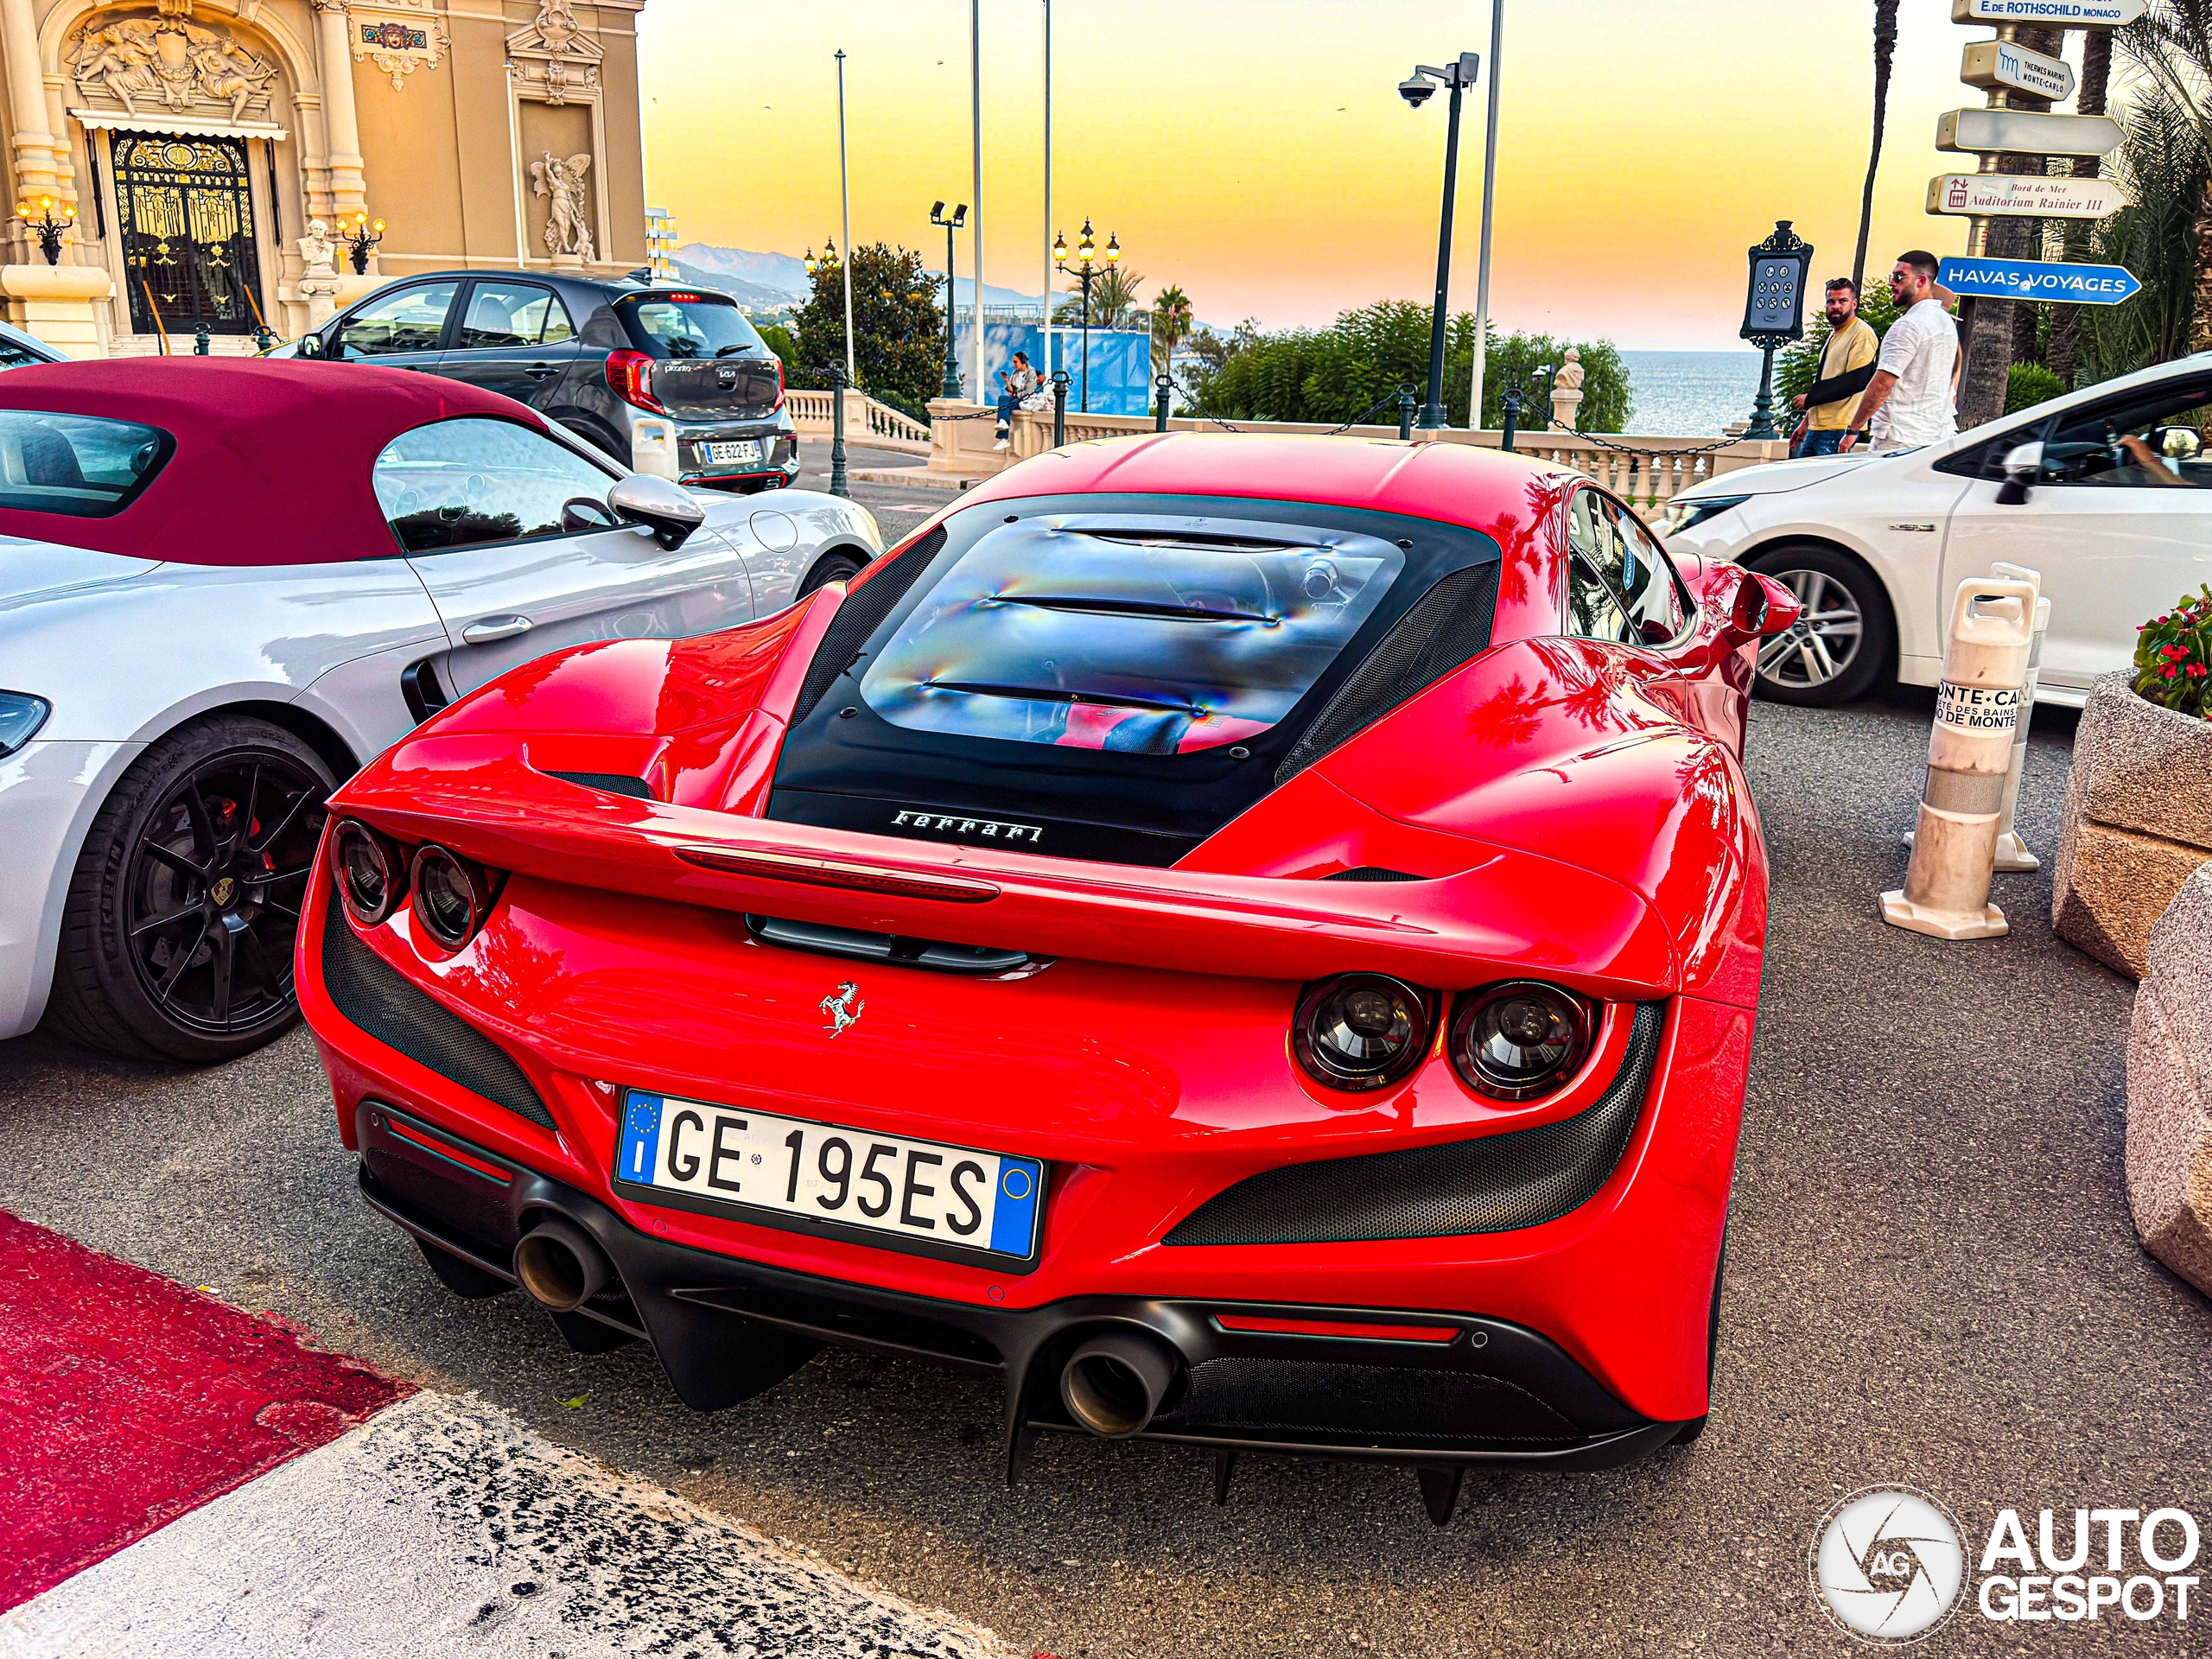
xmin=619 ymin=1092 xmax=664 ymax=1184
xmin=989 ymin=1157 xmax=1044 ymax=1255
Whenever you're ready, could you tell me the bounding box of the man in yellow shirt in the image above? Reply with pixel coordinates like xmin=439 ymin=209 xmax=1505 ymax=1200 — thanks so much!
xmin=1791 ymin=276 xmax=1880 ymax=455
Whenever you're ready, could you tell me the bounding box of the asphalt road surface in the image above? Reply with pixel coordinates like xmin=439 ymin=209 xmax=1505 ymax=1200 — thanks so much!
xmin=4 ymin=677 xmax=2203 ymax=1656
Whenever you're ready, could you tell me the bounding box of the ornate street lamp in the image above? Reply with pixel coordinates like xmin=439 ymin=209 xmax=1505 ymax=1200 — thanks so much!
xmin=930 ymin=200 xmax=968 ymax=400
xmin=1052 ymin=217 xmax=1118 ymax=414
xmin=1738 ymin=219 xmax=1812 ymax=442
xmin=334 ymin=211 xmax=385 ymax=276
xmin=804 ymin=238 xmax=840 ymax=279
xmin=16 ymin=196 xmax=74 ymax=267
xmin=1399 ymin=51 xmax=1481 ymax=431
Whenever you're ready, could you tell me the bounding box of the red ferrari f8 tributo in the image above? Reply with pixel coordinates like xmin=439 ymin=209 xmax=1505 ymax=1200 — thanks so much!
xmin=300 ymin=433 xmax=1798 ymax=1522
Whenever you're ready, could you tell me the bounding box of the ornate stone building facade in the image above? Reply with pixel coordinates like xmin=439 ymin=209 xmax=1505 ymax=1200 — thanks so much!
xmin=0 ymin=0 xmax=650 ymax=355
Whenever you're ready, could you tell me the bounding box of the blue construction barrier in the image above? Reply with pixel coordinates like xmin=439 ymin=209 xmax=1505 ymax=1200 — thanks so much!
xmin=955 ymin=321 xmax=1154 ymax=417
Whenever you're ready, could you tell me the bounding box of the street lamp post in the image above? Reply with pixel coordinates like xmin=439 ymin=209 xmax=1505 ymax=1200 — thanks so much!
xmin=1738 ymin=219 xmax=1813 ymax=442
xmin=1399 ymin=51 xmax=1482 ymax=431
xmin=1052 ymin=217 xmax=1118 ymax=415
xmin=931 ymin=201 xmax=969 ymax=399
xmin=835 ymin=49 xmax=855 ymax=389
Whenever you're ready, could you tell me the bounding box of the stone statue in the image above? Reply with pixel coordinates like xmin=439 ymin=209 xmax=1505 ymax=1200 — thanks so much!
xmin=1550 ymin=346 xmax=1586 ymax=430
xmin=529 ymin=151 xmax=594 ymax=265
xmin=67 ymin=14 xmax=275 ymax=120
xmin=296 ymin=219 xmax=337 ymax=276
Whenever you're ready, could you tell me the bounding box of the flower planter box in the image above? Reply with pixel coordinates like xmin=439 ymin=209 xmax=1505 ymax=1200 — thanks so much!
xmin=2051 ymin=672 xmax=2212 ymax=980
xmin=2127 ymin=863 xmax=2212 ymax=1295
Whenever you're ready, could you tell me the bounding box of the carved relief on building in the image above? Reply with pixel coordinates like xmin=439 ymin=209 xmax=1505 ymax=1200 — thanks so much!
xmin=348 ymin=0 xmax=450 ymax=92
xmin=529 ymin=149 xmax=594 ymax=264
xmin=66 ymin=7 xmax=279 ymax=124
xmin=508 ymin=0 xmax=602 ymax=105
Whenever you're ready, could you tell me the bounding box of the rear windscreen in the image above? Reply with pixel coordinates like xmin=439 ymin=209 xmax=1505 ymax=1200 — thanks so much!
xmin=617 ymin=293 xmax=766 ymax=359
xmin=860 ymin=516 xmax=1405 ymax=755
xmin=0 ymin=410 xmax=171 ymax=518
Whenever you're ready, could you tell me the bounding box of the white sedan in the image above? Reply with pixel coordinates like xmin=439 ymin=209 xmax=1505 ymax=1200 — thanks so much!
xmin=1662 ymin=353 xmax=2212 ymax=707
xmin=0 ymin=358 xmax=880 ymax=1061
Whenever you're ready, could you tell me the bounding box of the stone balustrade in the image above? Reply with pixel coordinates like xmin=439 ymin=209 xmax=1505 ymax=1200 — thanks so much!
xmin=922 ymin=398 xmax=1784 ymax=514
xmin=787 ymin=388 xmax=932 ymax=455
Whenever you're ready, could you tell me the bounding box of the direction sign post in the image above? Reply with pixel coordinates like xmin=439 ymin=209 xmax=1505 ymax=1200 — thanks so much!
xmin=1950 ymin=0 xmax=2145 ymax=24
xmin=1960 ymin=37 xmax=2075 ymax=99
xmin=1936 ymin=107 xmax=2121 ymax=156
xmin=1937 ymin=254 xmax=2139 ymax=305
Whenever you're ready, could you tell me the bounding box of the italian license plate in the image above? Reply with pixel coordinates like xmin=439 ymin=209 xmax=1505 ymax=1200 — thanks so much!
xmin=615 ymin=1090 xmax=1045 ymax=1260
xmin=703 ymin=439 xmax=761 ymax=465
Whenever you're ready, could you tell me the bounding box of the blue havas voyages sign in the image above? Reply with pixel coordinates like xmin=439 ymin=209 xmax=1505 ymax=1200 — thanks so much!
xmin=1936 ymin=257 xmax=2141 ymax=306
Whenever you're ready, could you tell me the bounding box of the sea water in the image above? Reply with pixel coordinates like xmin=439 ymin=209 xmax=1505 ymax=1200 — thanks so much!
xmin=1618 ymin=350 xmax=1765 ymax=437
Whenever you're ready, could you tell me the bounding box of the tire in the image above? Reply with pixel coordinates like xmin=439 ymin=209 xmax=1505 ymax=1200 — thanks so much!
xmin=41 ymin=715 xmax=334 ymax=1064
xmin=796 ymin=550 xmax=865 ymax=599
xmin=1741 ymin=543 xmax=1895 ymax=707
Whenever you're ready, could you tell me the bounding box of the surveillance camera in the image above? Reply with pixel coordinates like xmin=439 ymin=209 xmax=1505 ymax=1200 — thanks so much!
xmin=1398 ymin=75 xmax=1434 ymax=107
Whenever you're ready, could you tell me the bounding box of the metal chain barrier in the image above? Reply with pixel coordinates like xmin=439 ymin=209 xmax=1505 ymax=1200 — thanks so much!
xmin=1535 ymin=416 xmax=1747 ymax=460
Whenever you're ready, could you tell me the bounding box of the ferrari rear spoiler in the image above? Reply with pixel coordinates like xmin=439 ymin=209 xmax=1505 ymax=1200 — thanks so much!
xmin=330 ymin=736 xmax=1681 ymax=997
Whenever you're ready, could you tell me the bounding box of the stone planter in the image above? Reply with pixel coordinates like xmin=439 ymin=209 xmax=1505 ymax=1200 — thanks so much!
xmin=2051 ymin=672 xmax=2212 ymax=979
xmin=2127 ymin=863 xmax=2212 ymax=1295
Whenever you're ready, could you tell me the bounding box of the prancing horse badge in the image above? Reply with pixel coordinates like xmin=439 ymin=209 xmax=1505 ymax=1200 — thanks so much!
xmin=819 ymin=980 xmax=864 ymax=1038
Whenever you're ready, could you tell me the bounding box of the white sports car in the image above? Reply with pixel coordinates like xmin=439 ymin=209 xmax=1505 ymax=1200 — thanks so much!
xmin=1662 ymin=353 xmax=2212 ymax=707
xmin=0 ymin=358 xmax=879 ymax=1061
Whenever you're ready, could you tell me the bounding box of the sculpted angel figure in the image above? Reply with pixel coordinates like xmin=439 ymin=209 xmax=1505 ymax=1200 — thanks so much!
xmin=189 ymin=37 xmax=273 ymax=122
xmin=529 ymin=151 xmax=594 ymax=263
xmin=69 ymin=20 xmax=166 ymax=116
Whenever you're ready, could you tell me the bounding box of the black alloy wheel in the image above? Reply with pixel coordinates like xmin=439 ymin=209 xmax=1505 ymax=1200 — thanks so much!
xmin=43 ymin=715 xmax=334 ymax=1063
xmin=796 ymin=550 xmax=865 ymax=599
xmin=1742 ymin=543 xmax=1895 ymax=707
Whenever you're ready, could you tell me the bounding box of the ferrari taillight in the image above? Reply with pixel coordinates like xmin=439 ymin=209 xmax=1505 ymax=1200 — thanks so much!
xmin=410 ymin=844 xmax=498 ymax=952
xmin=334 ymin=819 xmax=405 ymax=926
xmin=1292 ymin=973 xmax=1431 ymax=1092
xmin=1448 ymin=981 xmax=1593 ymax=1101
xmin=605 ymin=348 xmax=664 ymax=413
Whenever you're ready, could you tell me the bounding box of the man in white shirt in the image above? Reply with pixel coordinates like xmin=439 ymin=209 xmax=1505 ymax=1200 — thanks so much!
xmin=1853 ymin=250 xmax=1960 ymax=450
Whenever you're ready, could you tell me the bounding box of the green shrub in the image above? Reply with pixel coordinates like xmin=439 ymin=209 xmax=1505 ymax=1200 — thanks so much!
xmin=2134 ymin=584 xmax=2212 ymax=720
xmin=2005 ymin=362 xmax=2066 ymax=415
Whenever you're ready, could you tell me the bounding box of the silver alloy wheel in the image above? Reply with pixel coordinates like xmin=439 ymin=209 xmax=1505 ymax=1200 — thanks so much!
xmin=1755 ymin=567 xmax=1864 ymax=692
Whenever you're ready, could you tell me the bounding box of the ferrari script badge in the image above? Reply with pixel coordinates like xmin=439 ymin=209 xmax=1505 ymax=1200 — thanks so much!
xmin=819 ymin=980 xmax=864 ymax=1038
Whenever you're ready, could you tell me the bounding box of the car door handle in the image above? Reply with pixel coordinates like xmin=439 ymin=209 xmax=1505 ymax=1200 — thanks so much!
xmin=461 ymin=614 xmax=534 ymax=645
xmin=524 ymin=363 xmax=561 ymax=379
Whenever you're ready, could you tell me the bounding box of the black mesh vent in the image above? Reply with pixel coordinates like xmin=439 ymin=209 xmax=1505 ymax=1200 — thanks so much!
xmin=1155 ymin=1357 xmax=1580 ymax=1445
xmin=1274 ymin=562 xmax=1500 ymax=785
xmin=543 ymin=770 xmax=652 ymax=800
xmin=320 ymin=917 xmax=553 ymax=1129
xmin=1165 ymin=1001 xmax=1666 ymax=1246
xmin=790 ymin=525 xmax=946 ymax=726
xmin=1323 ymin=867 xmax=1426 ymax=882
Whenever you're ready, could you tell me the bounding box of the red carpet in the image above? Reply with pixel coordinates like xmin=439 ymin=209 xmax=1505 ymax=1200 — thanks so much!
xmin=0 ymin=1207 xmax=411 ymax=1611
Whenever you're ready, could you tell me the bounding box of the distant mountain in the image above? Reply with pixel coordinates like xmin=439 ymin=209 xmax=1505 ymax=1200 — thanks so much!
xmin=667 ymin=258 xmax=801 ymax=311
xmin=675 ymin=244 xmax=810 ymax=296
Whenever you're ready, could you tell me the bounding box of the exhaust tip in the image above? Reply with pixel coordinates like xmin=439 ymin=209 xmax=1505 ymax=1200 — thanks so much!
xmin=1060 ymin=1329 xmax=1180 ymax=1439
xmin=513 ymin=1217 xmax=614 ymax=1313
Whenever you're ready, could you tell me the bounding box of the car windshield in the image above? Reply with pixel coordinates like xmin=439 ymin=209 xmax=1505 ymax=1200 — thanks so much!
xmin=860 ymin=513 xmax=1407 ymax=755
xmin=0 ymin=410 xmax=170 ymax=518
xmin=617 ymin=293 xmax=764 ymax=359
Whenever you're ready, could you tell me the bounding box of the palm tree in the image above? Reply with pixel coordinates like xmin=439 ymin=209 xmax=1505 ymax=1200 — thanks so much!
xmin=2124 ymin=1 xmax=2212 ymax=352
xmin=1153 ymin=283 xmax=1195 ymax=376
xmin=1850 ymin=1 xmax=1899 ymax=292
xmin=1054 ymin=264 xmax=1146 ymax=330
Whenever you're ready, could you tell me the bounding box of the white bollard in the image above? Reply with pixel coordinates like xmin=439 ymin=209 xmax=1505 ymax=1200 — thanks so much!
xmin=1881 ymin=576 xmax=2037 ymax=939
xmin=1990 ymin=562 xmax=2050 ymax=873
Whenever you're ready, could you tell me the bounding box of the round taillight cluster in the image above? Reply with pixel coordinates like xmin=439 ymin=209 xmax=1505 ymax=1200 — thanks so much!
xmin=1291 ymin=973 xmax=1597 ymax=1101
xmin=1449 ymin=982 xmax=1594 ymax=1101
xmin=332 ymin=820 xmax=498 ymax=952
xmin=334 ymin=819 xmax=404 ymax=925
xmin=410 ymin=844 xmax=494 ymax=952
xmin=1293 ymin=973 xmax=1430 ymax=1091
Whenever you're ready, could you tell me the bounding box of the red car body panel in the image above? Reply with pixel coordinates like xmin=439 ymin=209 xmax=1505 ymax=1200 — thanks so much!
xmin=300 ymin=434 xmax=1783 ymax=1476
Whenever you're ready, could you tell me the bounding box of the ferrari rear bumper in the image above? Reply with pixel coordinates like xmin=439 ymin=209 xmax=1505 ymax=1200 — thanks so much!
xmin=355 ymin=1099 xmax=1686 ymax=1478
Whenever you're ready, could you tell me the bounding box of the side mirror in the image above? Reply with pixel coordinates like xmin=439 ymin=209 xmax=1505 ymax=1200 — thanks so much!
xmin=607 ymin=473 xmax=705 ymax=550
xmin=1995 ymin=440 xmax=2043 ymax=505
xmin=295 ymin=331 xmax=323 ymax=359
xmin=1715 ymin=563 xmax=1796 ymax=639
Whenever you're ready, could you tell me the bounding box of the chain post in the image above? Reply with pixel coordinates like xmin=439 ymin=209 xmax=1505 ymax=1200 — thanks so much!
xmin=1500 ymin=386 xmax=1522 ymax=453
xmin=194 ymin=324 xmax=211 ymax=357
xmin=1052 ymin=370 xmax=1070 ymax=447
xmin=1154 ymin=373 xmax=1172 ymax=433
xmin=829 ymin=365 xmax=849 ymax=498
xmin=1398 ymin=386 xmax=1416 ymax=440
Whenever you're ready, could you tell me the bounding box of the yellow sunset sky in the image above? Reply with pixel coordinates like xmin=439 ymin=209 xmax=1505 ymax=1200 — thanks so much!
xmin=636 ymin=1 xmax=2098 ymax=350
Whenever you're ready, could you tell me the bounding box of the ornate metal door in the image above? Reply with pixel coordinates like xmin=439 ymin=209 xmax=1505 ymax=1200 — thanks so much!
xmin=111 ymin=132 xmax=264 ymax=337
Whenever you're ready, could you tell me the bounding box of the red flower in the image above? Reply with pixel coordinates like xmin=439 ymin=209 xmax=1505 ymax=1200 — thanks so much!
xmin=2164 ymin=665 xmax=2181 ymax=679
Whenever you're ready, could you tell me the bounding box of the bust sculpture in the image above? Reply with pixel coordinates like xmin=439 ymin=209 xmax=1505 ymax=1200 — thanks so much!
xmin=296 ymin=218 xmax=337 ymax=277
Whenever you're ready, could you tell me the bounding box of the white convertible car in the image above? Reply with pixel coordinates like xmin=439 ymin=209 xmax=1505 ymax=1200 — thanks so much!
xmin=1662 ymin=353 xmax=2212 ymax=707
xmin=0 ymin=359 xmax=879 ymax=1061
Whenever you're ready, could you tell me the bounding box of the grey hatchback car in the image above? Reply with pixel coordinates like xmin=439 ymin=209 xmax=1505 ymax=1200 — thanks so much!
xmin=288 ymin=270 xmax=800 ymax=492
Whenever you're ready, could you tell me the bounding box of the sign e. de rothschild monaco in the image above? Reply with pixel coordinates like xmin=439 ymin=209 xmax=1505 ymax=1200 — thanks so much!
xmin=1950 ymin=0 xmax=2146 ymax=23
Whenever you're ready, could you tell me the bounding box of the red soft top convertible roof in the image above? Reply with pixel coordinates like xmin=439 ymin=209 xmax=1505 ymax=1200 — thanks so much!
xmin=0 ymin=358 xmax=543 ymax=566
